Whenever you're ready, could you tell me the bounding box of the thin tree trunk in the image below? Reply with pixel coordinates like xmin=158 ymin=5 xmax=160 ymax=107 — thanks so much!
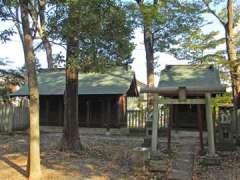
xmin=20 ymin=1 xmax=41 ymax=179
xmin=38 ymin=0 xmax=54 ymax=68
xmin=136 ymin=0 xmax=156 ymax=146
xmin=136 ymin=0 xmax=155 ymax=114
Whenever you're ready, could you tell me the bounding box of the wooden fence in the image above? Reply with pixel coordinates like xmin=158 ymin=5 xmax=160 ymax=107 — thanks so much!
xmin=0 ymin=100 xmax=29 ymax=132
xmin=127 ymin=105 xmax=169 ymax=129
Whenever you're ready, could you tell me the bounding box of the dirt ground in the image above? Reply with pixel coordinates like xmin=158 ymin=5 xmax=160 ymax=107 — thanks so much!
xmin=0 ymin=132 xmax=150 ymax=180
xmin=192 ymin=150 xmax=240 ymax=180
xmin=1 ymin=130 xmax=240 ymax=180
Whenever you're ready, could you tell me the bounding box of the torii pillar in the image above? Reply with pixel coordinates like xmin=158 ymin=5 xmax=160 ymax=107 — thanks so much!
xmin=205 ymin=93 xmax=216 ymax=155
xmin=151 ymin=94 xmax=159 ymax=152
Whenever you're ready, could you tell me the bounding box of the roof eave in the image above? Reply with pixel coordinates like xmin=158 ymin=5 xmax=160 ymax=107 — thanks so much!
xmin=141 ymin=86 xmax=226 ymax=95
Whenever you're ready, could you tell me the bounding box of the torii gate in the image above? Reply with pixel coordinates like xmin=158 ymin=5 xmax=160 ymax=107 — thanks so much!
xmin=141 ymin=87 xmax=216 ymax=156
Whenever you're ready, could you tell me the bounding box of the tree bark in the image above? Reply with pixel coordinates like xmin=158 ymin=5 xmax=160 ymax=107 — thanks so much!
xmin=60 ymin=35 xmax=82 ymax=152
xmin=136 ymin=0 xmax=155 ymax=114
xmin=225 ymin=0 xmax=240 ymax=135
xmin=226 ymin=0 xmax=239 ymax=95
xmin=60 ymin=3 xmax=82 ymax=151
xmin=144 ymin=27 xmax=155 ymax=113
xmin=20 ymin=1 xmax=41 ymax=179
xmin=38 ymin=0 xmax=54 ymax=68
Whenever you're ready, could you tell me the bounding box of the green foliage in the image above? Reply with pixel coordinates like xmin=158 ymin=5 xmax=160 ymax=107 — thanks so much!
xmin=213 ymin=93 xmax=233 ymax=107
xmin=0 ymin=29 xmax=16 ymax=43
xmin=0 ymin=69 xmax=24 ymax=99
xmin=173 ymin=28 xmax=226 ymax=64
xmin=152 ymin=1 xmax=204 ymax=53
xmin=48 ymin=0 xmax=135 ymax=71
xmin=126 ymin=0 xmax=205 ymax=60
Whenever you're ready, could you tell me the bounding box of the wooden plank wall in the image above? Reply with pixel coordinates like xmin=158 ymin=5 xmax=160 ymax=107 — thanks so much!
xmin=127 ymin=106 xmax=169 ymax=129
xmin=0 ymin=100 xmax=29 ymax=132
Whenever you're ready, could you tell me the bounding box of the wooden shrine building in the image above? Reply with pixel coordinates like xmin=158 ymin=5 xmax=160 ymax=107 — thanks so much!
xmin=158 ymin=64 xmax=226 ymax=130
xmin=141 ymin=64 xmax=226 ymax=155
xmin=12 ymin=67 xmax=138 ymax=128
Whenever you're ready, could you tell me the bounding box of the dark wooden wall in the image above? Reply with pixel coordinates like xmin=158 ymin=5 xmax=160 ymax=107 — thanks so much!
xmin=39 ymin=94 xmax=127 ymax=128
xmin=171 ymin=104 xmax=207 ymax=130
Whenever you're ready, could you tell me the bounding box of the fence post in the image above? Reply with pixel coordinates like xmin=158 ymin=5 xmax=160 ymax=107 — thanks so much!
xmin=8 ymin=104 xmax=13 ymax=133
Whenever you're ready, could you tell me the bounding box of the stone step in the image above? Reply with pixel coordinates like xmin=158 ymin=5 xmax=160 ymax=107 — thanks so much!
xmin=148 ymin=159 xmax=168 ymax=172
xmin=150 ymin=151 xmax=168 ymax=160
xmin=168 ymin=169 xmax=191 ymax=180
xmin=174 ymin=153 xmax=194 ymax=160
xmin=172 ymin=159 xmax=193 ymax=171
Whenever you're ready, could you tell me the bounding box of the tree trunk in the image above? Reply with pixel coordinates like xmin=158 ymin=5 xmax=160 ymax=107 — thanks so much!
xmin=42 ymin=38 xmax=53 ymax=68
xmin=60 ymin=6 xmax=82 ymax=151
xmin=20 ymin=1 xmax=41 ymax=179
xmin=226 ymin=0 xmax=239 ymax=95
xmin=38 ymin=0 xmax=54 ymax=68
xmin=226 ymin=0 xmax=239 ymax=135
xmin=144 ymin=27 xmax=155 ymax=113
xmin=136 ymin=0 xmax=155 ymax=114
xmin=136 ymin=0 xmax=156 ymax=146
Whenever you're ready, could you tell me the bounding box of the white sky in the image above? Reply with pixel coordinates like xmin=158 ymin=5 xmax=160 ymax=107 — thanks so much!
xmin=0 ymin=13 xmax=225 ymax=86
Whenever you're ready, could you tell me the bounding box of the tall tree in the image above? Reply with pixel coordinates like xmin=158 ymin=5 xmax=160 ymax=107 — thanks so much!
xmin=19 ymin=0 xmax=41 ymax=179
xmin=48 ymin=0 xmax=134 ymax=151
xmin=203 ymin=0 xmax=239 ymax=96
xmin=135 ymin=0 xmax=156 ymax=118
xmin=60 ymin=0 xmax=82 ymax=152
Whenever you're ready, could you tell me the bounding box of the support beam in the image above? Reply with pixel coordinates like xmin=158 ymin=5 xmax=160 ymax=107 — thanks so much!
xmin=46 ymin=97 xmax=49 ymax=125
xmin=86 ymin=100 xmax=90 ymax=127
xmin=140 ymin=98 xmax=206 ymax=104
xmin=58 ymin=97 xmax=63 ymax=126
xmin=101 ymin=100 xmax=104 ymax=128
xmin=197 ymin=104 xmax=203 ymax=153
xmin=158 ymin=98 xmax=206 ymax=105
xmin=152 ymin=94 xmax=159 ymax=152
xmin=205 ymin=93 xmax=216 ymax=155
xmin=168 ymin=105 xmax=173 ymax=151
xmin=117 ymin=96 xmax=123 ymax=128
xmin=122 ymin=95 xmax=127 ymax=127
xmin=106 ymin=99 xmax=111 ymax=131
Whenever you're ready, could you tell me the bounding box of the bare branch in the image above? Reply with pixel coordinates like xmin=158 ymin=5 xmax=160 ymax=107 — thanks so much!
xmin=202 ymin=0 xmax=226 ymax=27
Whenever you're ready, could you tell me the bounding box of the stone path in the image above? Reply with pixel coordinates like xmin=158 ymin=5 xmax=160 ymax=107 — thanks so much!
xmin=168 ymin=131 xmax=200 ymax=180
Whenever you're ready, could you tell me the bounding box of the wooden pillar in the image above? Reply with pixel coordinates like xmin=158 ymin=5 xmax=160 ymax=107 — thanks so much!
xmin=86 ymin=100 xmax=90 ymax=127
xmin=197 ymin=104 xmax=204 ymax=153
xmin=117 ymin=96 xmax=122 ymax=128
xmin=46 ymin=97 xmax=49 ymax=125
xmin=106 ymin=98 xmax=111 ymax=130
xmin=173 ymin=105 xmax=177 ymax=128
xmin=167 ymin=105 xmax=173 ymax=151
xmin=122 ymin=95 xmax=127 ymax=127
xmin=152 ymin=94 xmax=159 ymax=152
xmin=101 ymin=100 xmax=105 ymax=128
xmin=58 ymin=97 xmax=63 ymax=126
xmin=213 ymin=106 xmax=216 ymax=144
xmin=205 ymin=93 xmax=216 ymax=155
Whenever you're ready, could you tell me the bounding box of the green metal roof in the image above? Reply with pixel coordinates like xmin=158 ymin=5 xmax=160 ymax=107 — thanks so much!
xmin=158 ymin=65 xmax=225 ymax=92
xmin=12 ymin=67 xmax=137 ymax=96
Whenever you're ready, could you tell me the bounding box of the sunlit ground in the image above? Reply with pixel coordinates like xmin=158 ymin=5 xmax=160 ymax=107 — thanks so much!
xmin=0 ymin=131 xmax=149 ymax=180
